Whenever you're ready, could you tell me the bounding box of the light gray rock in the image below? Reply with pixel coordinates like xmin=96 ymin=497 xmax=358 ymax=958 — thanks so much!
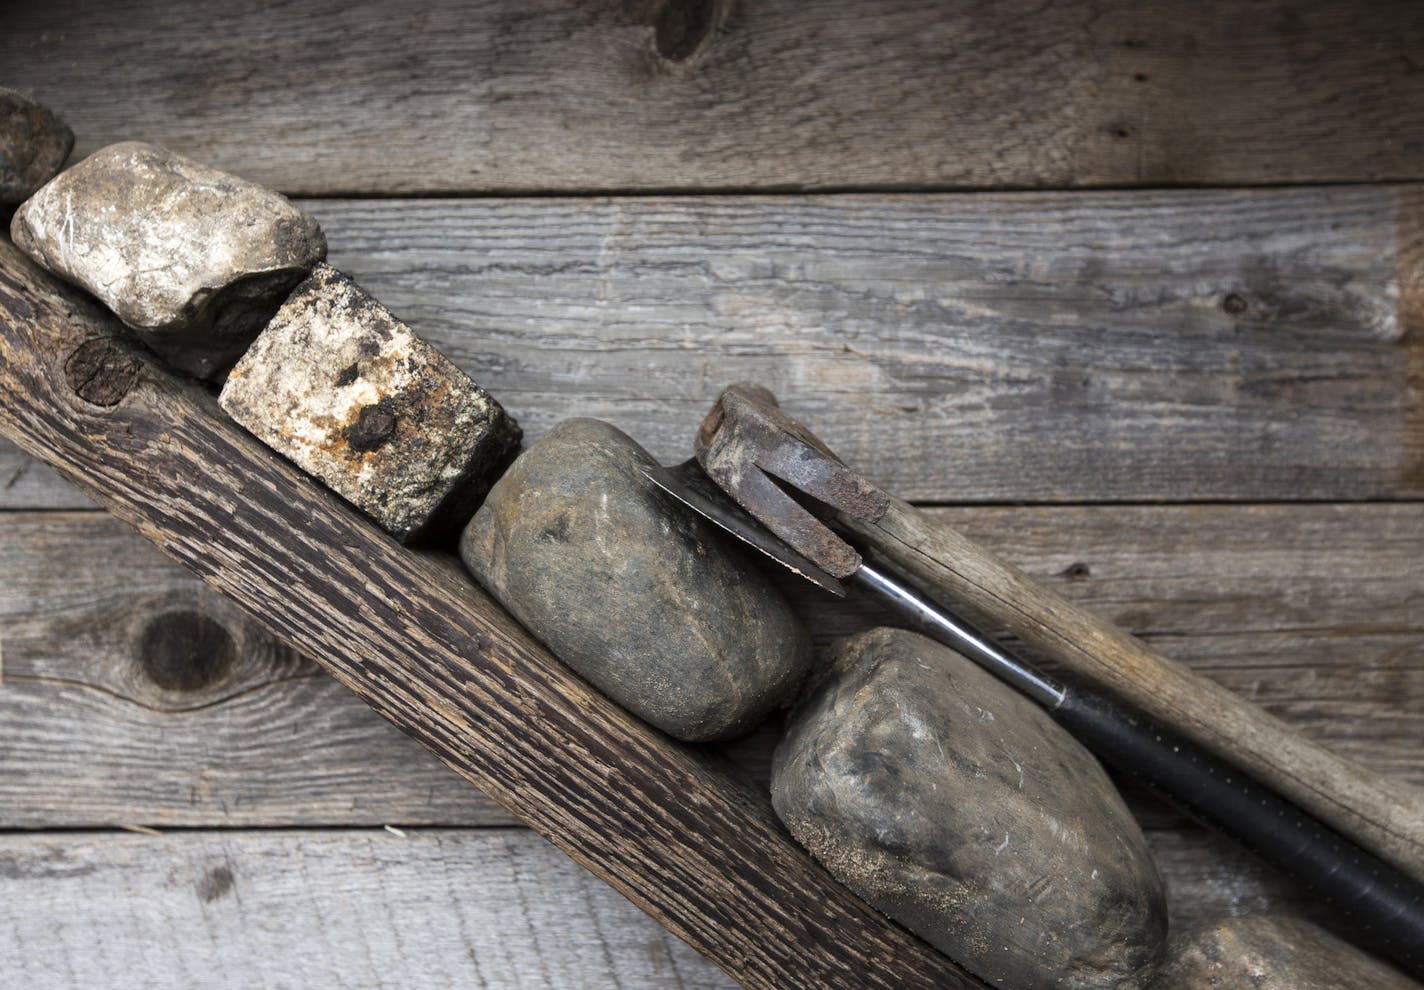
xmin=460 ymin=417 xmax=810 ymax=742
xmin=9 ymin=141 xmax=325 ymax=378
xmin=772 ymin=627 xmax=1167 ymax=990
xmin=0 ymin=88 xmax=73 ymax=205
xmin=1151 ymin=914 xmax=1417 ymax=989
xmin=220 ymin=264 xmax=520 ymax=542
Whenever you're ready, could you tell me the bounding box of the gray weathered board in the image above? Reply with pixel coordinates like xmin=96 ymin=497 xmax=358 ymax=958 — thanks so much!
xmin=2 ymin=0 xmax=1421 ymax=193
xmin=1 ymin=186 xmax=1421 ymax=509
xmin=0 ymin=188 xmax=1421 ymax=985
xmin=3 ymin=2 xmax=1423 ymax=982
xmin=0 ymin=827 xmax=1308 ymax=990
xmin=3 ymin=504 xmax=1420 ymax=830
xmin=0 ymin=497 xmax=1417 ymax=986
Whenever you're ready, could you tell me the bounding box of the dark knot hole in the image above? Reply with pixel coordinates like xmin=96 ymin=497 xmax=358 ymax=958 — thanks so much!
xmin=137 ymin=609 xmax=236 ymax=692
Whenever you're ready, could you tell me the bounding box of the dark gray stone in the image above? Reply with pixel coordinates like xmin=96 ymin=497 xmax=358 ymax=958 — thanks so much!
xmin=10 ymin=141 xmax=325 ymax=378
xmin=460 ymin=417 xmax=809 ymax=742
xmin=0 ymin=88 xmax=73 ymax=205
xmin=1151 ymin=914 xmax=1417 ymax=989
xmin=772 ymin=627 xmax=1167 ymax=990
xmin=220 ymin=264 xmax=520 ymax=543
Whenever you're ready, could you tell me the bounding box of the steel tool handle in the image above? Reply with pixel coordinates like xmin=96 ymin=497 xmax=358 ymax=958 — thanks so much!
xmin=1052 ymin=687 xmax=1424 ymax=978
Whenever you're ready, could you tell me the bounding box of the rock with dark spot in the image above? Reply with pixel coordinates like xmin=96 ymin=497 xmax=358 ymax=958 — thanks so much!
xmin=460 ymin=417 xmax=809 ymax=741
xmin=9 ymin=141 xmax=326 ymax=378
xmin=1 ymin=88 xmax=73 ymax=206
xmin=220 ymin=264 xmax=520 ymax=542
xmin=772 ymin=627 xmax=1166 ymax=990
xmin=1151 ymin=914 xmax=1416 ymax=989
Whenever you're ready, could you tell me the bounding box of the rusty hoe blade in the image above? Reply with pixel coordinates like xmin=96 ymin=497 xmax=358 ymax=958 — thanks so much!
xmin=693 ymin=383 xmax=890 ymax=580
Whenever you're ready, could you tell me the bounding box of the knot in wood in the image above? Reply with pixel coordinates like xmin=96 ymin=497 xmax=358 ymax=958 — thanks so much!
xmin=653 ymin=0 xmax=723 ymax=62
xmin=136 ymin=608 xmax=235 ymax=692
xmin=64 ymin=338 xmax=141 ymax=407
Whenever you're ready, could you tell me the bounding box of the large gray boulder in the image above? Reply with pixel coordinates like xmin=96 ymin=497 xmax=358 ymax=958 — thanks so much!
xmin=0 ymin=88 xmax=73 ymax=205
xmin=461 ymin=418 xmax=809 ymax=742
xmin=773 ymin=627 xmax=1167 ymax=990
xmin=10 ymin=141 xmax=325 ymax=378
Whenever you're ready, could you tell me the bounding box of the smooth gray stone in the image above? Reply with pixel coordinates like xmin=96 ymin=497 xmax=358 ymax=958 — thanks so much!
xmin=221 ymin=264 xmax=520 ymax=543
xmin=0 ymin=88 xmax=73 ymax=205
xmin=461 ymin=417 xmax=810 ymax=742
xmin=1150 ymin=914 xmax=1417 ymax=989
xmin=10 ymin=141 xmax=325 ymax=378
xmin=772 ymin=627 xmax=1167 ymax=990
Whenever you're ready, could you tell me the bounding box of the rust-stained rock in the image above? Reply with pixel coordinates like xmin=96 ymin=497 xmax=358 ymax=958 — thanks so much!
xmin=460 ymin=417 xmax=810 ymax=742
xmin=220 ymin=264 xmax=520 ymax=542
xmin=9 ymin=141 xmax=325 ymax=378
xmin=772 ymin=627 xmax=1166 ymax=990
xmin=1151 ymin=914 xmax=1417 ymax=989
xmin=1 ymin=88 xmax=73 ymax=205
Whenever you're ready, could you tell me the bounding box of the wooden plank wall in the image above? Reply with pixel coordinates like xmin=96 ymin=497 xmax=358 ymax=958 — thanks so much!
xmin=2 ymin=1 xmax=1422 ymax=987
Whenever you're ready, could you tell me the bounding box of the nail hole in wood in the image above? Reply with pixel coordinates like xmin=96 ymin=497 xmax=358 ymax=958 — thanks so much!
xmin=136 ymin=609 xmax=235 ymax=692
xmin=1063 ymin=562 xmax=1091 ymax=581
xmin=1222 ymin=292 xmax=1249 ymax=316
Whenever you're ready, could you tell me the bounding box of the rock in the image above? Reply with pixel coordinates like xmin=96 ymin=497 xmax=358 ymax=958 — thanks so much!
xmin=1151 ymin=914 xmax=1417 ymax=989
xmin=460 ymin=417 xmax=809 ymax=742
xmin=220 ymin=264 xmax=520 ymax=542
xmin=0 ymin=88 xmax=73 ymax=205
xmin=9 ymin=141 xmax=325 ymax=378
xmin=772 ymin=627 xmax=1167 ymax=990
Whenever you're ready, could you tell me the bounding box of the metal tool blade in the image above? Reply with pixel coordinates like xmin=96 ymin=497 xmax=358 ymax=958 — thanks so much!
xmin=643 ymin=459 xmax=848 ymax=597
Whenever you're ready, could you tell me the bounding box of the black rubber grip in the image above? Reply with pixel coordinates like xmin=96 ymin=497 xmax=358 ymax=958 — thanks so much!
xmin=1051 ymin=686 xmax=1424 ymax=978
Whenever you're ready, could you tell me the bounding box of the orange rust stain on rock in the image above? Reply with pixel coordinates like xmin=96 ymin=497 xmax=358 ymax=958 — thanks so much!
xmin=1399 ymin=189 xmax=1424 ymax=495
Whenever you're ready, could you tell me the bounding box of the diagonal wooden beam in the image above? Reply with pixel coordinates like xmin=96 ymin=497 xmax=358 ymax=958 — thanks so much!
xmin=0 ymin=238 xmax=980 ymax=990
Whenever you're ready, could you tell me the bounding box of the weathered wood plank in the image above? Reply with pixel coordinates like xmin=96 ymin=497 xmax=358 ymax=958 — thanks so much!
xmin=0 ymin=239 xmax=975 ymax=990
xmin=3 ymin=502 xmax=1418 ymax=828
xmin=2 ymin=186 xmax=1420 ymax=508
xmin=2 ymin=0 xmax=1421 ymax=193
xmin=0 ymin=828 xmax=738 ymax=990
xmin=0 ymin=826 xmax=1339 ymax=989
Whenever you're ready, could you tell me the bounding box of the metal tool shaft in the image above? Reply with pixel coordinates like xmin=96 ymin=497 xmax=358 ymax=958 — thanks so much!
xmin=853 ymin=562 xmax=1066 ymax=709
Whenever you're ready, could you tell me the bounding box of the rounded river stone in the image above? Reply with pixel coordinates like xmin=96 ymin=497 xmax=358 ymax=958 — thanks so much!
xmin=772 ymin=627 xmax=1167 ymax=990
xmin=10 ymin=141 xmax=326 ymax=379
xmin=460 ymin=417 xmax=809 ymax=742
xmin=1 ymin=88 xmax=73 ymax=205
xmin=1151 ymin=914 xmax=1417 ymax=989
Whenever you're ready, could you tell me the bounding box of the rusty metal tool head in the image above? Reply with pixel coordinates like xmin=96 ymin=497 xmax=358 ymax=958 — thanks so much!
xmin=692 ymin=383 xmax=890 ymax=580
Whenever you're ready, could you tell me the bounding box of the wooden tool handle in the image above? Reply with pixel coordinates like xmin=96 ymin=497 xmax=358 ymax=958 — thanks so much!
xmin=0 ymin=241 xmax=978 ymax=990
xmin=839 ymin=497 xmax=1424 ymax=886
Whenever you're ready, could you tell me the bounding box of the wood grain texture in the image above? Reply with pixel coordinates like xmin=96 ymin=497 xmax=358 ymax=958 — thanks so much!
xmin=0 ymin=826 xmax=1330 ymax=990
xmin=2 ymin=0 xmax=1421 ymax=193
xmin=0 ymin=828 xmax=738 ymax=990
xmin=3 ymin=502 xmax=1418 ymax=828
xmin=0 ymin=240 xmax=977 ymax=989
xmin=3 ymin=185 xmax=1420 ymax=508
